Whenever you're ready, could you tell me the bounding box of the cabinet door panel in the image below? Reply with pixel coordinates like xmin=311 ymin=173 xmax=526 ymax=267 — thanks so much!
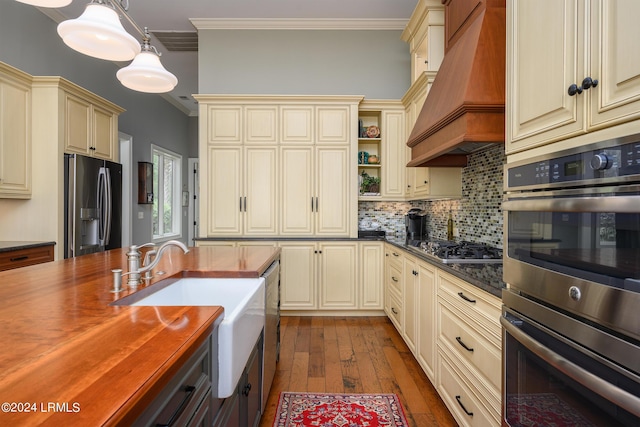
xmin=403 ymin=255 xmax=417 ymax=353
xmin=279 ymin=243 xmax=316 ymax=309
xmin=244 ymin=147 xmax=277 ymax=235
xmin=316 ymin=147 xmax=350 ymax=236
xmin=0 ymin=75 xmax=30 ymax=196
xmin=316 ymin=106 xmax=350 ymax=144
xmin=280 ymin=147 xmax=313 ymax=235
xmin=207 ymin=147 xmax=242 ymax=235
xmin=92 ymin=105 xmax=114 ymax=160
xmin=507 ymin=0 xmax=585 ymax=153
xmin=381 ymin=111 xmax=405 ymax=198
xmin=64 ymin=93 xmax=91 ymax=154
xmin=417 ymin=261 xmax=436 ymax=381
xmin=281 ymin=106 xmax=313 ymax=144
xmin=589 ymin=0 xmax=640 ymax=129
xmin=206 ymin=106 xmax=242 ymax=144
xmin=245 ymin=106 xmax=277 ymax=143
xmin=360 ymin=242 xmax=383 ymax=309
xmin=319 ymin=243 xmax=357 ymax=309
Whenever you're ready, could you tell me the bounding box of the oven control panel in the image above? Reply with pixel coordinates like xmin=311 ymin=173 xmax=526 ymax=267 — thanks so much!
xmin=507 ymin=136 xmax=640 ymax=190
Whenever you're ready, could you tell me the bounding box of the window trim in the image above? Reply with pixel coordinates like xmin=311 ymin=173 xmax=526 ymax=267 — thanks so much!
xmin=151 ymin=144 xmax=182 ymax=242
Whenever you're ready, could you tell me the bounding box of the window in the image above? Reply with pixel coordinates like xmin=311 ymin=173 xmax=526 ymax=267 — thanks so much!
xmin=152 ymin=145 xmax=182 ymax=241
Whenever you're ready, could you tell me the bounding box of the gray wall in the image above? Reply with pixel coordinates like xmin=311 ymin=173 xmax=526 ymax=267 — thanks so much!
xmin=0 ymin=1 xmax=195 ymax=246
xmin=198 ymin=29 xmax=411 ymax=98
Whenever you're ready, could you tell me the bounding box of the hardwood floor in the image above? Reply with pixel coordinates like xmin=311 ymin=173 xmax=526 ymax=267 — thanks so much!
xmin=259 ymin=316 xmax=458 ymax=427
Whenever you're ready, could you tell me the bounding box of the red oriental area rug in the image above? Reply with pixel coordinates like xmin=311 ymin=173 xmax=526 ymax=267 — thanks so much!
xmin=273 ymin=392 xmax=410 ymax=427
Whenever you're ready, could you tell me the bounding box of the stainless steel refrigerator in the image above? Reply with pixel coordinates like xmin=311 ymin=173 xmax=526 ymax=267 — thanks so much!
xmin=64 ymin=153 xmax=122 ymax=258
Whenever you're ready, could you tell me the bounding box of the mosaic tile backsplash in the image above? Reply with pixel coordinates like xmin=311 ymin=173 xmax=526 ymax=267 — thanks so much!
xmin=358 ymin=144 xmax=505 ymax=248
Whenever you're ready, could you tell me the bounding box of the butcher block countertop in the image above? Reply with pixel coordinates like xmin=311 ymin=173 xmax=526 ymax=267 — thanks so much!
xmin=0 ymin=245 xmax=280 ymax=426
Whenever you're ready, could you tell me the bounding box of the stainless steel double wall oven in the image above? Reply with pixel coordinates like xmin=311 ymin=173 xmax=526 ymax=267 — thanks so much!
xmin=502 ymin=134 xmax=640 ymax=426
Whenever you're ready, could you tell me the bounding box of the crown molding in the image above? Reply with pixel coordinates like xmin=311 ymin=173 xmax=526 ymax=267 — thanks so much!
xmin=190 ymin=18 xmax=408 ymax=31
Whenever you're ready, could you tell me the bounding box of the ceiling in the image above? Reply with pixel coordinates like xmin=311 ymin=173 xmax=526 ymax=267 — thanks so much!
xmin=40 ymin=0 xmax=420 ymax=116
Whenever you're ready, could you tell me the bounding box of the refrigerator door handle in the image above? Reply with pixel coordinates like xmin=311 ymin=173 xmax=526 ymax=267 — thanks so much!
xmin=98 ymin=167 xmax=112 ymax=247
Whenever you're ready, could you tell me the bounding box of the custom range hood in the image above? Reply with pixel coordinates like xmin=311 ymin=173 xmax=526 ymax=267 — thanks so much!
xmin=407 ymin=0 xmax=505 ymax=167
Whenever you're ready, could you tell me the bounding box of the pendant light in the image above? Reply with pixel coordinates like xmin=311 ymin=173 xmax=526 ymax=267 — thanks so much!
xmin=57 ymin=1 xmax=141 ymax=61
xmin=116 ymin=30 xmax=177 ymax=93
xmin=15 ymin=0 xmax=72 ymax=6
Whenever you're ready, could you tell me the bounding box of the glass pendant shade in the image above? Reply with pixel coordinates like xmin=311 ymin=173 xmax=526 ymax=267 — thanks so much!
xmin=15 ymin=0 xmax=72 ymax=6
xmin=116 ymin=51 xmax=178 ymax=93
xmin=57 ymin=3 xmax=141 ymax=61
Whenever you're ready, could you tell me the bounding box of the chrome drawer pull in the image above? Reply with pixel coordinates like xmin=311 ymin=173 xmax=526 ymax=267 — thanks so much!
xmin=455 ymin=395 xmax=473 ymax=417
xmin=456 ymin=336 xmax=474 ymax=352
xmin=458 ymin=292 xmax=476 ymax=303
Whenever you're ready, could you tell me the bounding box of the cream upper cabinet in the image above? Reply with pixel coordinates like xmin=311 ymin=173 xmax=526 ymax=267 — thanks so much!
xmin=60 ymin=84 xmax=122 ymax=160
xmin=196 ymin=95 xmax=360 ymax=239
xmin=0 ymin=62 xmax=32 ymax=199
xmin=206 ymin=146 xmax=277 ymax=236
xmin=280 ymin=146 xmax=314 ymax=235
xmin=315 ymin=147 xmax=350 ymax=235
xmin=507 ymin=0 xmax=640 ymax=155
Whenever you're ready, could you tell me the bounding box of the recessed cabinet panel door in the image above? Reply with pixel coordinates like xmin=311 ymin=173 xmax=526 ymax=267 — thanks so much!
xmin=360 ymin=242 xmax=384 ymax=309
xmin=589 ymin=0 xmax=640 ymax=129
xmin=315 ymin=147 xmax=349 ymax=236
xmin=245 ymin=106 xmax=278 ymax=144
xmin=206 ymin=106 xmax=242 ymax=144
xmin=381 ymin=111 xmax=405 ymax=198
xmin=316 ymin=106 xmax=350 ymax=144
xmin=0 ymin=77 xmax=30 ymax=196
xmin=207 ymin=147 xmax=242 ymax=235
xmin=280 ymin=147 xmax=313 ymax=235
xmin=417 ymin=261 xmax=436 ymax=382
xmin=64 ymin=93 xmax=91 ymax=155
xmin=244 ymin=147 xmax=277 ymax=235
xmin=403 ymin=255 xmax=417 ymax=353
xmin=278 ymin=243 xmax=316 ymax=309
xmin=319 ymin=243 xmax=357 ymax=309
xmin=281 ymin=106 xmax=313 ymax=145
xmin=92 ymin=105 xmax=114 ymax=160
xmin=507 ymin=0 xmax=585 ymax=153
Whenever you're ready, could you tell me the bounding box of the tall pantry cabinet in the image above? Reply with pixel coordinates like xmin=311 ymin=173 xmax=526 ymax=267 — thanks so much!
xmin=195 ymin=95 xmax=362 ymax=238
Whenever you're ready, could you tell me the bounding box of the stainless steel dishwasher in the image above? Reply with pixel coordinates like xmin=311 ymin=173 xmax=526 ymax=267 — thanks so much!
xmin=261 ymin=260 xmax=280 ymax=411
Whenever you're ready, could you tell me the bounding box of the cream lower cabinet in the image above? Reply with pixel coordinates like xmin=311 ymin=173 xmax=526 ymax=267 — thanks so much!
xmin=436 ymin=271 xmax=501 ymax=427
xmin=280 ymin=146 xmax=350 ymax=236
xmin=279 ymin=241 xmax=357 ymax=311
xmin=0 ymin=62 xmax=31 ymax=199
xmin=206 ymin=146 xmax=277 ymax=236
xmin=397 ymin=249 xmax=437 ymax=382
xmin=359 ymin=241 xmax=384 ymax=309
xmin=384 ymin=245 xmax=404 ymax=329
xmin=507 ymin=0 xmax=640 ymax=154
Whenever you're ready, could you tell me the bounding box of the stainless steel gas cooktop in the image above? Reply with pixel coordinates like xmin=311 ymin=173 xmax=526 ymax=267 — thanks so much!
xmin=410 ymin=240 xmax=503 ymax=264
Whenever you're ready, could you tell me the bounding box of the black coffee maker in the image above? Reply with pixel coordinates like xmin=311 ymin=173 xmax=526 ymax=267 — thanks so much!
xmin=406 ymin=208 xmax=428 ymax=246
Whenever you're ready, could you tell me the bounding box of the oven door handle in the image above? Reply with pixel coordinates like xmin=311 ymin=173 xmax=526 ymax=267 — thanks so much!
xmin=501 ymin=315 xmax=640 ymax=417
xmin=503 ymin=195 xmax=640 ymax=213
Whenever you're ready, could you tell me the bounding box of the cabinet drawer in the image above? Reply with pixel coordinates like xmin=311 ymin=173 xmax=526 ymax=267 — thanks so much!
xmin=438 ymin=301 xmax=501 ymax=392
xmin=437 ymin=271 xmax=501 ymax=346
xmin=386 ymin=263 xmax=402 ymax=295
xmin=438 ymin=350 xmax=498 ymax=427
xmin=387 ymin=290 xmax=403 ymax=330
xmin=0 ymin=245 xmax=54 ymax=271
xmin=386 ymin=246 xmax=403 ymax=270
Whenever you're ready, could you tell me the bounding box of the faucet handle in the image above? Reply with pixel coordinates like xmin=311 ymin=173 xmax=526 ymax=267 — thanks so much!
xmin=131 ymin=242 xmax=156 ymax=252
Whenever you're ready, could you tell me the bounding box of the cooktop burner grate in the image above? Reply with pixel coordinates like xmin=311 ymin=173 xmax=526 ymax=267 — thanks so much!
xmin=418 ymin=240 xmax=503 ymax=264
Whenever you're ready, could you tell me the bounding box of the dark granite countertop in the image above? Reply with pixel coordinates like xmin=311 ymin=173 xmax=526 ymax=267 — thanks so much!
xmin=384 ymin=236 xmax=504 ymax=298
xmin=196 ymin=235 xmax=504 ymax=298
xmin=0 ymin=241 xmax=56 ymax=253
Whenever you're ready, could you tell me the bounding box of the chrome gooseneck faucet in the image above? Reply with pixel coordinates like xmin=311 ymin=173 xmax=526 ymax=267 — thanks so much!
xmin=112 ymin=240 xmax=189 ymax=291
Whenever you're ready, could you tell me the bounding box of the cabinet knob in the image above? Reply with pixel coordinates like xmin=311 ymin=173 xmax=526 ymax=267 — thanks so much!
xmin=581 ymin=77 xmax=598 ymax=90
xmin=567 ymin=83 xmax=583 ymax=96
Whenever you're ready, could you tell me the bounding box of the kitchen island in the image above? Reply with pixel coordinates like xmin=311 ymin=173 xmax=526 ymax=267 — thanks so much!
xmin=0 ymin=245 xmax=280 ymax=426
